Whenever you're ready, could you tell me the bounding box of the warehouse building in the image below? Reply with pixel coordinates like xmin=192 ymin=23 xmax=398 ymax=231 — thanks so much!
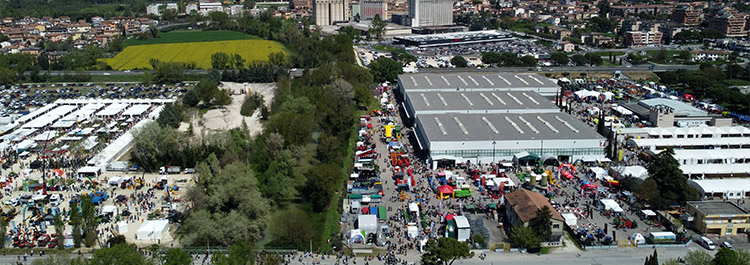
xmin=397 ymin=73 xmax=561 ymax=96
xmin=398 ymin=73 xmax=606 ymax=168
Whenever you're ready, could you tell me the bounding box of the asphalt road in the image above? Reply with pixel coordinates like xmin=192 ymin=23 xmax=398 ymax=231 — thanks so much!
xmin=34 ymin=64 xmax=697 ymax=78
xmin=278 ymin=244 xmax=713 ymax=265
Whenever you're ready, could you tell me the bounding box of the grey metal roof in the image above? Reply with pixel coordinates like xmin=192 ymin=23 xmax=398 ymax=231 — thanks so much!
xmin=418 ymin=112 xmax=604 ymax=142
xmin=637 ymin=98 xmax=708 ymax=117
xmin=406 ymin=90 xmax=559 ymax=114
xmin=399 ymin=72 xmax=559 ymax=91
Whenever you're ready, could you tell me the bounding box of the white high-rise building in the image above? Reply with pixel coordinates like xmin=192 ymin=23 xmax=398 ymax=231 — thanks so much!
xmin=409 ymin=0 xmax=453 ymax=27
xmin=313 ymin=0 xmax=349 ymax=26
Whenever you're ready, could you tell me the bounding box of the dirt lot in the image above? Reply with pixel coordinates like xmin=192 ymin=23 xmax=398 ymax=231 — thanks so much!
xmin=179 ymin=82 xmax=276 ymax=137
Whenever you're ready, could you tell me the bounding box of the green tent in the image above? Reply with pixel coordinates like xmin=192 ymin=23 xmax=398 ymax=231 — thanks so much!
xmin=378 ymin=206 xmax=386 ymax=219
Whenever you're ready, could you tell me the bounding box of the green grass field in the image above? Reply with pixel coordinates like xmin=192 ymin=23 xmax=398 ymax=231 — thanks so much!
xmin=104 ymin=39 xmax=285 ymax=70
xmin=123 ymin=30 xmax=260 ymax=46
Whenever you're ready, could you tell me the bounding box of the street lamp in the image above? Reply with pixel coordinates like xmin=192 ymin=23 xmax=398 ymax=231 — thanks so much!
xmin=492 ymin=141 xmax=496 ymax=163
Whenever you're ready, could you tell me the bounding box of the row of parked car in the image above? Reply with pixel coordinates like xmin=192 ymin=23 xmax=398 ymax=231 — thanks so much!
xmin=4 ymin=193 xmax=65 ymax=207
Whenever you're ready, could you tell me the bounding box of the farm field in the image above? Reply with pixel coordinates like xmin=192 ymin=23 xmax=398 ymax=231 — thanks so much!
xmin=123 ymin=30 xmax=260 ymax=46
xmin=103 ymin=39 xmax=285 ymax=70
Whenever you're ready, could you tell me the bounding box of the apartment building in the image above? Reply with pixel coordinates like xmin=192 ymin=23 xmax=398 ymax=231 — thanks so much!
xmin=709 ymin=7 xmax=747 ymax=37
xmin=624 ymin=31 xmax=663 ymax=46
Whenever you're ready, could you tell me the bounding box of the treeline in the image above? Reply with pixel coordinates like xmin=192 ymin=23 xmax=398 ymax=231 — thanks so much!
xmin=221 ymin=64 xmax=288 ymax=83
xmin=481 ymin=51 xmax=537 ymax=67
xmin=658 ymin=64 xmax=750 ymax=113
xmin=0 ymin=0 xmax=151 ymax=20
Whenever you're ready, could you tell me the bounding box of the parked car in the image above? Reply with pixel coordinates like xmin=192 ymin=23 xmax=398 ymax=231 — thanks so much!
xmin=720 ymin=242 xmax=733 ymax=249
xmin=700 ymin=236 xmax=716 ymax=250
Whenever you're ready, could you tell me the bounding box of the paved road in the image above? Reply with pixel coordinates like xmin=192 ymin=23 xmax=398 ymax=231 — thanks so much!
xmin=279 ymin=244 xmax=712 ymax=265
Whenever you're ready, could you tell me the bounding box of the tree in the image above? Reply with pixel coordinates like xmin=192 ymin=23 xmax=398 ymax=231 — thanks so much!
xmin=70 ymin=203 xmax=82 ymax=248
xmin=420 ymin=237 xmax=473 ymax=265
xmin=0 ymin=218 xmax=6 ymax=248
xmin=303 ymin=163 xmax=341 ymax=212
xmin=106 ymin=235 xmax=127 ymax=247
xmin=212 ymin=52 xmax=232 ymax=69
xmin=713 ymin=248 xmax=739 ymax=265
xmin=268 ymin=52 xmax=287 ymax=67
xmin=53 ymin=214 xmax=65 ymax=250
xmin=243 ymin=0 xmax=256 ymax=9
xmin=208 ymin=11 xmax=230 ymax=26
xmin=550 ymin=52 xmax=569 ymax=65
xmin=644 ymin=249 xmax=658 ymax=265
xmin=157 ymin=103 xmax=183 ymax=128
xmin=529 ymin=206 xmax=552 ymax=241
xmin=88 ymin=243 xmax=149 ymax=265
xmin=232 ymin=54 xmax=246 ymax=69
xmin=648 ymin=149 xmax=698 ymax=208
xmin=521 ymin=55 xmax=537 ymax=67
xmin=369 ymin=14 xmax=387 ymax=40
xmin=163 ymin=248 xmax=192 ymax=265
xmin=451 ymin=56 xmax=469 ymax=68
xmin=571 ymin=54 xmax=587 ymax=66
xmin=269 ymin=208 xmax=315 ymax=249
xmin=161 ymin=8 xmax=178 ymax=21
xmin=683 ymin=250 xmax=712 ymax=265
xmin=369 ymin=57 xmax=403 ymax=82
xmin=510 ymin=225 xmax=539 ymax=249
xmin=183 ymin=89 xmax=200 ymax=107
xmin=213 ymin=240 xmax=255 ymax=265
xmin=81 ymin=196 xmax=97 ymax=247
xmin=267 ymin=96 xmax=316 ymax=146
xmin=180 ymin=162 xmax=270 ymax=246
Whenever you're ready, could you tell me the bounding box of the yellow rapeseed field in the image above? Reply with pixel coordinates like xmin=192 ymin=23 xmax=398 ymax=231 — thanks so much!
xmin=103 ymin=39 xmax=285 ymax=70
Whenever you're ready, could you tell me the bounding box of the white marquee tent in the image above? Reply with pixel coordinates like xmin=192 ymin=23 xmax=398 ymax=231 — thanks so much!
xmin=136 ymin=220 xmax=169 ymax=241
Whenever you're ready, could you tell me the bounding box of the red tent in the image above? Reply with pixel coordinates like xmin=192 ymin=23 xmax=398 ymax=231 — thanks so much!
xmin=561 ymin=171 xmax=575 ymax=179
xmin=438 ymin=185 xmax=454 ymax=194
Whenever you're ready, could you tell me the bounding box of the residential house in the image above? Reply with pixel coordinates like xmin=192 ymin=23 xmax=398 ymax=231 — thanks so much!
xmin=690 ymin=50 xmax=729 ymax=61
xmin=504 ymin=189 xmax=565 ymax=246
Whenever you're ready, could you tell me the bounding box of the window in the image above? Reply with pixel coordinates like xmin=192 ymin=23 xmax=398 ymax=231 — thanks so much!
xmin=553 ymin=224 xmax=560 ymax=229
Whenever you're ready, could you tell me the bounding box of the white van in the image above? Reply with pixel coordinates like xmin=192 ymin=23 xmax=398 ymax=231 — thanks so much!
xmin=700 ymin=236 xmax=716 ymax=250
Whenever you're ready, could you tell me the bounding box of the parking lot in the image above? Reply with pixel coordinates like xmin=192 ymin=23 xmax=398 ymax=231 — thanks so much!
xmin=0 ymin=82 xmax=194 ymax=115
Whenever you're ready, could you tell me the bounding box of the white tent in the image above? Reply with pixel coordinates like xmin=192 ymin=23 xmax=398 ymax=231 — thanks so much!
xmin=616 ymin=166 xmax=648 ymax=180
xmin=136 ymin=220 xmax=169 ymax=241
xmin=561 ymin=213 xmax=577 ymax=226
xmin=631 ymin=233 xmax=646 ymax=245
xmin=357 ymin=215 xmax=378 ymax=235
xmin=407 ymin=226 xmax=419 ymax=239
xmin=590 ymin=167 xmax=611 ymax=181
xmin=117 ymin=221 xmax=128 ymax=234
xmin=600 ymin=199 xmax=624 ymax=213
xmin=101 ymin=205 xmax=118 ymax=217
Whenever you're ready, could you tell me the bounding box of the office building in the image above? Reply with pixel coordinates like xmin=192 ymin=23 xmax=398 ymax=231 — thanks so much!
xmin=408 ymin=0 xmax=453 ymax=27
xmin=687 ymin=201 xmax=750 ymax=236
